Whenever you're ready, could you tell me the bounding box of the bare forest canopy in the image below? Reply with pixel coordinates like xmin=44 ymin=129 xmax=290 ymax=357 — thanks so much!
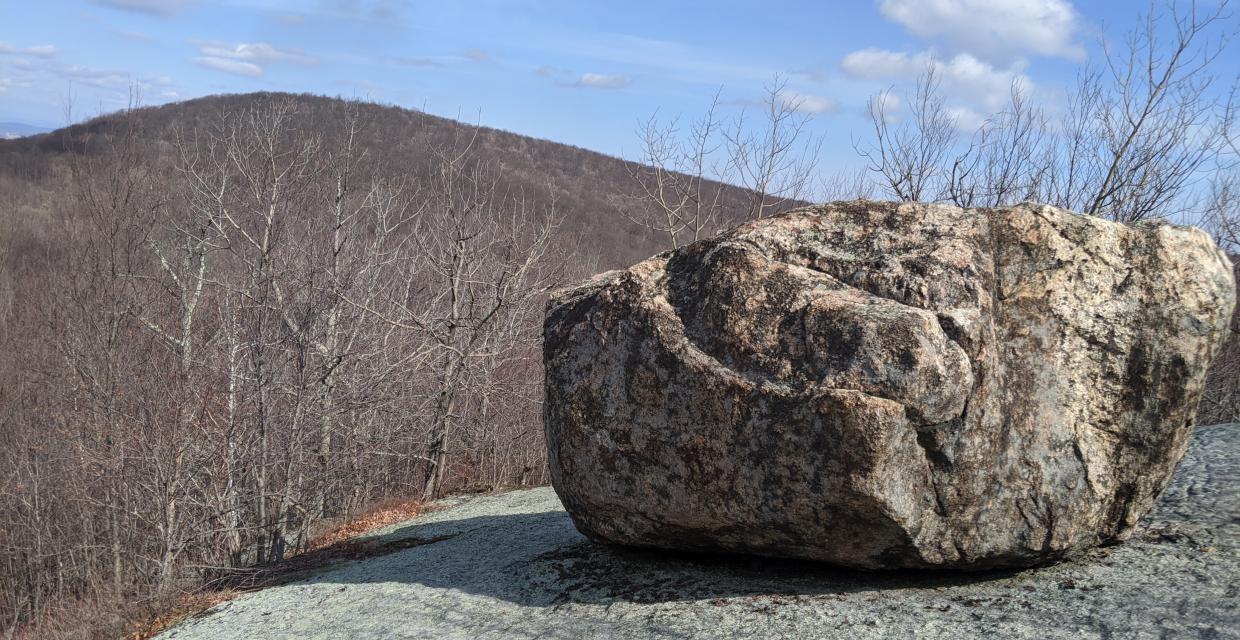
xmin=0 ymin=91 xmax=776 ymax=270
xmin=2 ymin=1 xmax=1240 ymax=632
xmin=0 ymin=91 xmax=796 ymax=637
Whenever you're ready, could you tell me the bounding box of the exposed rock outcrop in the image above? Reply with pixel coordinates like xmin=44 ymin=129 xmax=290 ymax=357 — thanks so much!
xmin=543 ymin=201 xmax=1235 ymax=569
xmin=158 ymin=426 xmax=1240 ymax=640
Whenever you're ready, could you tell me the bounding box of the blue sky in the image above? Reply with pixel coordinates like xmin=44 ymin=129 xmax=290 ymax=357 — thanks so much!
xmin=1 ymin=1 xmax=1233 ymax=170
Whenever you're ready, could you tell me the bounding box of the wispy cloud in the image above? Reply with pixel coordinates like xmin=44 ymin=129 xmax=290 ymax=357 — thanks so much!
xmin=0 ymin=77 xmax=33 ymax=93
xmin=392 ymin=56 xmax=444 ymax=68
xmin=191 ymin=41 xmax=319 ymax=77
xmin=790 ymin=66 xmax=830 ymax=85
xmin=196 ymin=42 xmax=319 ymax=66
xmin=535 ymin=65 xmax=571 ymax=79
xmin=24 ymin=45 xmax=59 ymax=57
xmin=574 ymin=72 xmax=632 ymax=89
xmin=318 ymin=0 xmax=410 ymax=25
xmin=463 ymin=48 xmax=490 ymax=63
xmin=536 ymin=65 xmax=633 ymax=90
xmin=91 ymin=0 xmax=194 ymax=17
xmin=0 ymin=42 xmax=59 ymax=58
xmin=777 ymin=90 xmax=838 ymax=115
xmin=523 ymin=29 xmax=779 ymax=87
xmin=191 ymin=56 xmax=263 ymax=77
xmin=55 ymin=63 xmax=174 ymax=93
xmin=842 ymin=48 xmax=924 ymax=79
xmin=390 ymin=50 xmax=489 ymax=69
xmin=114 ymin=29 xmax=154 ymax=42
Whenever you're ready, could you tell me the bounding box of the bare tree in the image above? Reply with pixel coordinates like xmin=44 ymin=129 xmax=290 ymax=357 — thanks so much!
xmin=1081 ymin=1 xmax=1235 ymax=221
xmin=626 ymin=77 xmax=822 ymax=249
xmin=625 ymin=92 xmax=729 ymax=249
xmin=857 ymin=64 xmax=959 ymax=202
xmin=946 ymin=81 xmax=1052 ymax=207
xmin=856 ymin=1 xmax=1236 ymax=222
xmin=343 ymin=133 xmax=563 ymax=500
xmin=725 ymin=77 xmax=823 ymax=219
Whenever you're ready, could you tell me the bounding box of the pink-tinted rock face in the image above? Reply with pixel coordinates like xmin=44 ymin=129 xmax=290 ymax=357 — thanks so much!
xmin=543 ymin=201 xmax=1235 ymax=569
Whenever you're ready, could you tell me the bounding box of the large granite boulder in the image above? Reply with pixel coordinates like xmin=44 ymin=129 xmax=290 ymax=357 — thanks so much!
xmin=543 ymin=201 xmax=1235 ymax=570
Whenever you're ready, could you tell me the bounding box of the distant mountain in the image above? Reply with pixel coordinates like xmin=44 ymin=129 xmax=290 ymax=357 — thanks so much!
xmin=0 ymin=122 xmax=51 ymax=140
xmin=0 ymin=92 xmax=778 ymax=269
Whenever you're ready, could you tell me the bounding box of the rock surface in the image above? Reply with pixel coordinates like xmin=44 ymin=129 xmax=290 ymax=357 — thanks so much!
xmin=544 ymin=201 xmax=1235 ymax=569
xmin=159 ymin=425 xmax=1240 ymax=640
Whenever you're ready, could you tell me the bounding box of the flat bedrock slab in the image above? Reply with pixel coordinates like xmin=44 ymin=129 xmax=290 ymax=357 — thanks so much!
xmin=544 ymin=201 xmax=1235 ymax=569
xmin=159 ymin=425 xmax=1240 ymax=640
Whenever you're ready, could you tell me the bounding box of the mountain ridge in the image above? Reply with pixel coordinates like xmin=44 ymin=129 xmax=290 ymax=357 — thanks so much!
xmin=0 ymin=91 xmax=768 ymax=269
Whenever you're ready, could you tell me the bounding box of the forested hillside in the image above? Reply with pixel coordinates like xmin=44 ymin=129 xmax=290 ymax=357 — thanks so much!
xmin=0 ymin=92 xmax=794 ymax=636
xmin=0 ymin=92 xmax=755 ymax=269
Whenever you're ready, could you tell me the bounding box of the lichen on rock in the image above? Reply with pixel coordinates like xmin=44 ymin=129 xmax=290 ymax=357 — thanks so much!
xmin=543 ymin=201 xmax=1236 ymax=569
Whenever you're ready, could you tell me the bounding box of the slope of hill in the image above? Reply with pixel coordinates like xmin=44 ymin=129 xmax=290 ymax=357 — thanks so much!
xmin=0 ymin=92 xmax=765 ymax=269
xmin=0 ymin=92 xmax=789 ymax=637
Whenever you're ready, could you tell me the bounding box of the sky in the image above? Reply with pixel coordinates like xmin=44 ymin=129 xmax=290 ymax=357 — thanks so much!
xmin=0 ymin=0 xmax=1235 ymax=170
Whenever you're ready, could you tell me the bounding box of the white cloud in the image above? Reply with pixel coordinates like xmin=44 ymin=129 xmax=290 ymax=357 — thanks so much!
xmin=945 ymin=105 xmax=985 ymax=131
xmin=878 ymin=0 xmax=1084 ymax=62
xmin=0 ymin=42 xmax=59 ymax=58
xmin=197 ymin=42 xmax=318 ymax=66
xmin=190 ymin=41 xmax=318 ymax=77
xmin=192 ymin=57 xmax=263 ymax=77
xmin=576 ymin=73 xmax=632 ymax=89
xmin=777 ymin=90 xmax=839 ymax=115
xmin=841 ymin=48 xmax=1030 ymax=110
xmin=874 ymin=91 xmax=901 ymax=115
xmin=841 ymin=48 xmax=923 ymax=79
xmin=92 ymin=0 xmax=193 ymax=16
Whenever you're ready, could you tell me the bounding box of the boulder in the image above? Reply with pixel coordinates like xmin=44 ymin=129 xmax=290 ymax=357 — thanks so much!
xmin=543 ymin=201 xmax=1235 ymax=569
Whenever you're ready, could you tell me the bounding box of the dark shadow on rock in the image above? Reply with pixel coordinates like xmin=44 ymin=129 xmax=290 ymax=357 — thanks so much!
xmin=306 ymin=507 xmax=1039 ymax=608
